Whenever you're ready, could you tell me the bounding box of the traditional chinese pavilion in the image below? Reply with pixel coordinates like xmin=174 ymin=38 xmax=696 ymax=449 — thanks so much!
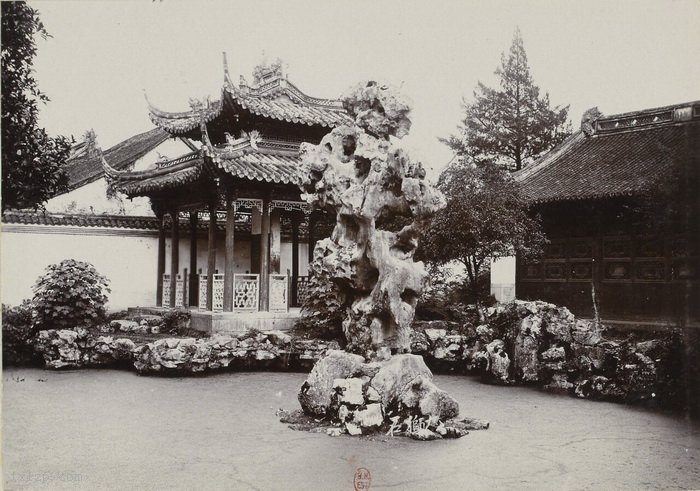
xmin=103 ymin=55 xmax=350 ymax=329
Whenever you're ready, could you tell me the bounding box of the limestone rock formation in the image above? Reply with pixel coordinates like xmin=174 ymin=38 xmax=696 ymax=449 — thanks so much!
xmin=34 ymin=326 xmax=342 ymax=374
xmin=292 ymin=351 xmax=481 ymax=439
xmin=298 ymin=350 xmax=365 ymax=416
xmin=301 ymin=81 xmax=445 ymax=355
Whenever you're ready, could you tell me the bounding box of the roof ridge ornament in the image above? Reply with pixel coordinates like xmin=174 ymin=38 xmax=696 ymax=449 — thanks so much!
xmin=222 ymin=51 xmax=230 ymax=80
xmin=580 ymin=107 xmax=603 ymax=136
xmin=188 ymin=95 xmax=211 ymax=112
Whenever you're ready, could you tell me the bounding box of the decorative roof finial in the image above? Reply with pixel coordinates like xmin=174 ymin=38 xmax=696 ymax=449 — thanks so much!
xmin=581 ymin=107 xmax=603 ymax=137
xmin=222 ymin=51 xmax=230 ymax=80
xmin=143 ymin=89 xmax=158 ymax=112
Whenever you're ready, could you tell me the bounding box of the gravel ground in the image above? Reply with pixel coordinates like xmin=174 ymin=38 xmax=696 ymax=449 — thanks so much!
xmin=3 ymin=368 xmax=699 ymax=490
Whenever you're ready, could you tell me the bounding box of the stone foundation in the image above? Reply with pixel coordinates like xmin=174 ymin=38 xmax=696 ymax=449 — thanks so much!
xmin=190 ymin=310 xmax=300 ymax=335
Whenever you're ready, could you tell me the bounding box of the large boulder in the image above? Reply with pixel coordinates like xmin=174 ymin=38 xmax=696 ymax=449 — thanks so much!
xmin=369 ymin=354 xmax=433 ymax=407
xmin=298 ymin=350 xmax=365 ymax=416
xmin=399 ymin=374 xmax=459 ymax=420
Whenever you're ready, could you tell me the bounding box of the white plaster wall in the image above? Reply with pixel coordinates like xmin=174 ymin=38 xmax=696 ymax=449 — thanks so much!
xmin=2 ymin=225 xmax=312 ymax=312
xmin=167 ymin=237 xmax=309 ymax=277
xmin=1 ymin=226 xmax=159 ymax=311
xmin=490 ymin=256 xmax=516 ymax=302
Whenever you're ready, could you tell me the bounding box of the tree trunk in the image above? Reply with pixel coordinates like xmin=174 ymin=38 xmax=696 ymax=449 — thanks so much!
xmin=465 ymin=258 xmax=485 ymax=323
xmin=472 ymin=262 xmax=485 ymax=323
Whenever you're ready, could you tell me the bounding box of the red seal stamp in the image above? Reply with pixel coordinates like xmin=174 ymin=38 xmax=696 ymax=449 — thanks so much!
xmin=353 ymin=467 xmax=371 ymax=490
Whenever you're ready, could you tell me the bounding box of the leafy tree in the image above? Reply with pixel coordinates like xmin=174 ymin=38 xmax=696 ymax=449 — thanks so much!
xmin=2 ymin=1 xmax=71 ymax=211
xmin=419 ymin=161 xmax=546 ymax=309
xmin=443 ymin=28 xmax=570 ymax=171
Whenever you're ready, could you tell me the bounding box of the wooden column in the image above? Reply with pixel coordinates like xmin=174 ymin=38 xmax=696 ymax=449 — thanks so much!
xmin=223 ymin=195 xmax=236 ymax=312
xmin=188 ymin=211 xmax=198 ymax=307
xmin=206 ymin=203 xmax=217 ymax=311
xmin=291 ymin=213 xmax=300 ymax=306
xmin=156 ymin=213 xmax=166 ymax=307
xmin=259 ymin=197 xmax=271 ymax=311
xmin=250 ymin=205 xmax=261 ymax=273
xmin=307 ymin=211 xmax=316 ymax=264
xmin=169 ymin=208 xmax=180 ymax=307
xmin=270 ymin=208 xmax=281 ymax=274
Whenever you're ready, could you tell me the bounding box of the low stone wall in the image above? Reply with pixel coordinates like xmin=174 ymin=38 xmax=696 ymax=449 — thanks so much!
xmin=34 ymin=328 xmax=340 ymax=374
xmin=34 ymin=329 xmax=136 ymax=369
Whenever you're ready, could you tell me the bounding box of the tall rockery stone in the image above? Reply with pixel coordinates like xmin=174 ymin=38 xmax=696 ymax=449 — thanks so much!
xmin=301 ymin=81 xmax=445 ymax=355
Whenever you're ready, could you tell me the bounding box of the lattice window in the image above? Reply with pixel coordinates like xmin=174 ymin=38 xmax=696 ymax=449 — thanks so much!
xmin=569 ymin=261 xmax=593 ymax=280
xmin=234 ymin=274 xmax=259 ymax=312
xmin=162 ymin=274 xmax=171 ymax=306
xmin=235 ymin=198 xmax=263 ymax=212
xmin=270 ymin=200 xmax=312 ymax=214
xmin=175 ymin=275 xmax=184 ymax=307
xmin=635 ymin=261 xmax=666 ymax=281
xmin=672 ymin=259 xmax=698 ymax=280
xmin=296 ymin=276 xmax=309 ymax=306
xmin=544 ymin=262 xmax=566 ymax=280
xmin=212 ymin=274 xmax=225 ymax=312
xmin=269 ymin=274 xmax=289 ymax=313
xmin=198 ymin=275 xmax=208 ymax=310
xmin=603 ymin=239 xmax=631 ymax=258
xmin=604 ymin=261 xmax=632 ymax=280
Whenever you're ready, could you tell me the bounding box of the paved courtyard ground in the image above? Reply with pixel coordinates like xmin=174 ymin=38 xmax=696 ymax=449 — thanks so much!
xmin=3 ymin=368 xmax=699 ymax=490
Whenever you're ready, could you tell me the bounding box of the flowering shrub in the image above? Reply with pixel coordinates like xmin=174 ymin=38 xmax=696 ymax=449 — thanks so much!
xmin=32 ymin=259 xmax=110 ymax=329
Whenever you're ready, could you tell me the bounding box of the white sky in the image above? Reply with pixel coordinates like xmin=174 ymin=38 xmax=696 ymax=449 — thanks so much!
xmin=30 ymin=0 xmax=700 ymax=178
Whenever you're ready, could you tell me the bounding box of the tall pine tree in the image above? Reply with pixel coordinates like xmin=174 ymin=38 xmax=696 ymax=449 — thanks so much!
xmin=2 ymin=1 xmax=71 ymax=211
xmin=444 ymin=28 xmax=570 ymax=171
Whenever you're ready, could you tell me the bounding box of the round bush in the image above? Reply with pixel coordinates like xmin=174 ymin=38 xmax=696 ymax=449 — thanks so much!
xmin=32 ymin=259 xmax=110 ymax=329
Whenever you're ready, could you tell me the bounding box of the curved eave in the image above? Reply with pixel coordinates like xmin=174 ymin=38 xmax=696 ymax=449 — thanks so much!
xmin=102 ymin=150 xmax=205 ymax=196
xmin=206 ymin=146 xmax=307 ymax=186
xmin=116 ymin=166 xmax=204 ymax=196
xmin=146 ymin=92 xmax=226 ymax=136
xmin=223 ymin=84 xmax=352 ymax=129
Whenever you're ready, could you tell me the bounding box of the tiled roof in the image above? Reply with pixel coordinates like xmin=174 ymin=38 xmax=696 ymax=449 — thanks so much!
xmin=147 ymin=64 xmax=351 ymax=136
xmin=1 ymin=210 xmax=311 ymax=238
xmin=115 ymin=163 xmax=204 ymax=196
xmin=62 ymin=128 xmax=170 ymax=192
xmin=516 ymin=101 xmax=700 ymax=204
xmin=225 ymin=85 xmax=351 ymax=128
xmin=207 ymin=145 xmax=305 ymax=186
xmin=105 ymin=135 xmax=307 ymax=196
xmin=2 ymin=210 xmax=160 ymax=230
xmin=147 ymin=96 xmax=225 ymax=136
xmin=103 ymin=151 xmax=205 ymax=197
